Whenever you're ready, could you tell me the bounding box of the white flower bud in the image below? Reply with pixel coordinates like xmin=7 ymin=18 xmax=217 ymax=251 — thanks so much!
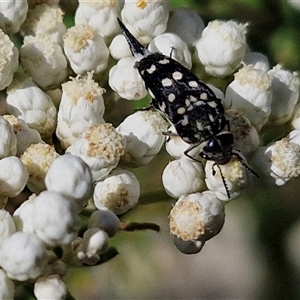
xmin=109 ymin=34 xmax=132 ymax=60
xmin=0 ymin=209 xmax=16 ymax=241
xmin=173 ymin=236 xmax=205 ymax=255
xmin=66 ymin=123 xmax=126 ymax=182
xmin=0 ymin=0 xmax=28 ymax=34
xmin=109 ymin=57 xmax=148 ymax=100
xmin=291 ymin=103 xmax=300 ymax=130
xmin=21 ymin=143 xmax=59 ymax=193
xmin=267 ymin=64 xmax=299 ymax=124
xmin=205 ymin=156 xmax=248 ymax=200
xmin=164 ymin=125 xmax=203 ymax=161
xmin=225 ymin=64 xmax=273 ymax=131
xmin=93 ymin=168 xmax=140 ymax=215
xmin=77 ymin=228 xmax=109 ymax=265
xmin=0 ymin=269 xmax=14 ymax=300
xmin=0 ymin=157 xmax=28 ymax=205
xmin=3 ymin=115 xmax=43 ymax=156
xmin=148 ymin=33 xmax=192 ymax=69
xmin=46 ymin=88 xmax=62 ymax=110
xmin=117 ymin=110 xmax=169 ymax=167
xmin=0 ymin=116 xmax=17 ymax=158
xmin=56 ymin=73 xmax=105 ymax=149
xmin=167 ymin=7 xmax=204 ymax=48
xmin=194 ymin=20 xmax=247 ymax=77
xmin=252 ymin=139 xmax=300 ymax=186
xmin=13 ymin=194 xmax=36 ymax=233
xmin=162 ymin=159 xmax=205 ymax=198
xmin=242 ymin=52 xmax=270 ymax=71
xmin=169 ymin=192 xmax=225 ymax=241
xmin=121 ymin=0 xmax=170 ymax=44
xmin=287 ymin=129 xmax=300 ymax=145
xmin=21 ymin=34 xmax=68 ymax=90
xmin=75 ymin=0 xmax=122 ymax=43
xmin=226 ymin=109 xmax=260 ymax=155
xmin=64 ymin=24 xmax=109 ymax=75
xmin=0 ymin=30 xmax=18 ymax=91
xmin=0 ymin=231 xmax=48 ymax=281
xmin=34 ymin=274 xmax=67 ymax=300
xmin=6 ymin=74 xmax=57 ymax=140
xmin=30 ymin=191 xmax=81 ymax=247
xmin=88 ymin=209 xmax=120 ymax=238
xmin=20 ymin=4 xmax=66 ymax=46
xmin=45 ymin=154 xmax=93 ymax=212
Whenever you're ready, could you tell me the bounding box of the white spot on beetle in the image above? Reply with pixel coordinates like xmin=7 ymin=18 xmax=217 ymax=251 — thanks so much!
xmin=188 ymin=81 xmax=198 ymax=88
xmin=177 ymin=107 xmax=186 ymax=114
xmin=200 ymin=92 xmax=208 ymax=100
xmin=208 ymin=101 xmax=218 ymax=108
xmin=159 ymin=58 xmax=170 ymax=64
xmin=168 ymin=93 xmax=176 ymax=102
xmin=181 ymin=115 xmax=189 ymax=126
xmin=162 ymin=78 xmax=173 ymax=87
xmin=147 ymin=64 xmax=156 ymax=74
xmin=172 ymin=71 xmax=183 ymax=80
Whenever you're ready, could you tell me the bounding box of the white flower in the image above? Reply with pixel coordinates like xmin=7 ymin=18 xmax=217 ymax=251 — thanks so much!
xmin=20 ymin=143 xmax=59 ymax=193
xmin=225 ymin=64 xmax=273 ymax=131
xmin=117 ymin=110 xmax=168 ymax=167
xmin=169 ymin=192 xmax=225 ymax=242
xmin=164 ymin=125 xmax=203 ymax=161
xmin=109 ymin=57 xmax=148 ymax=100
xmin=56 ymin=73 xmax=105 ymax=149
xmin=0 ymin=29 xmax=19 ymax=91
xmin=20 ymin=4 xmax=66 ymax=46
xmin=34 ymin=274 xmax=67 ymax=300
xmin=267 ymin=64 xmax=299 ymax=125
xmin=121 ymin=0 xmax=170 ymax=44
xmin=148 ymin=33 xmax=192 ymax=69
xmin=76 ymin=228 xmax=109 ymax=265
xmin=0 ymin=0 xmax=28 ymax=34
xmin=205 ymin=156 xmax=248 ymax=200
xmin=0 ymin=209 xmax=16 ymax=241
xmin=3 ymin=115 xmax=43 ymax=156
xmin=251 ymin=139 xmax=300 ymax=186
xmin=0 ymin=231 xmax=48 ymax=281
xmin=6 ymin=73 xmax=57 ymax=140
xmin=0 ymin=116 xmax=17 ymax=158
xmin=66 ymin=123 xmax=126 ymax=182
xmin=162 ymin=158 xmax=205 ymax=198
xmin=30 ymin=191 xmax=81 ymax=247
xmin=194 ymin=20 xmax=247 ymax=77
xmin=45 ymin=154 xmax=93 ymax=212
xmin=93 ymin=168 xmax=140 ymax=215
xmin=225 ymin=109 xmax=260 ymax=155
xmin=21 ymin=34 xmax=68 ymax=90
xmin=0 ymin=157 xmax=28 ymax=207
xmin=64 ymin=24 xmax=109 ymax=75
xmin=166 ymin=7 xmax=204 ymax=48
xmin=75 ymin=0 xmax=122 ymax=43
xmin=88 ymin=209 xmax=120 ymax=238
xmin=242 ymin=52 xmax=270 ymax=71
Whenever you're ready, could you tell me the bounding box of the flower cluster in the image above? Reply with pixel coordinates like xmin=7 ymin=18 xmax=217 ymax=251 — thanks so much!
xmin=0 ymin=0 xmax=299 ymax=298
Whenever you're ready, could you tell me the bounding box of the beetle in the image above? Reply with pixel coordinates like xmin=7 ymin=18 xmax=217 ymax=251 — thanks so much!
xmin=117 ymin=18 xmax=258 ymax=198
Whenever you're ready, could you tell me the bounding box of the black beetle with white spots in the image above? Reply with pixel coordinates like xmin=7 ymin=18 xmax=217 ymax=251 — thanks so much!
xmin=117 ymin=18 xmax=258 ymax=199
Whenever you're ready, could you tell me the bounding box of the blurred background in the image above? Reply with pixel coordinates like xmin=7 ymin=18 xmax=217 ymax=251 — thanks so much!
xmin=15 ymin=0 xmax=300 ymax=299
